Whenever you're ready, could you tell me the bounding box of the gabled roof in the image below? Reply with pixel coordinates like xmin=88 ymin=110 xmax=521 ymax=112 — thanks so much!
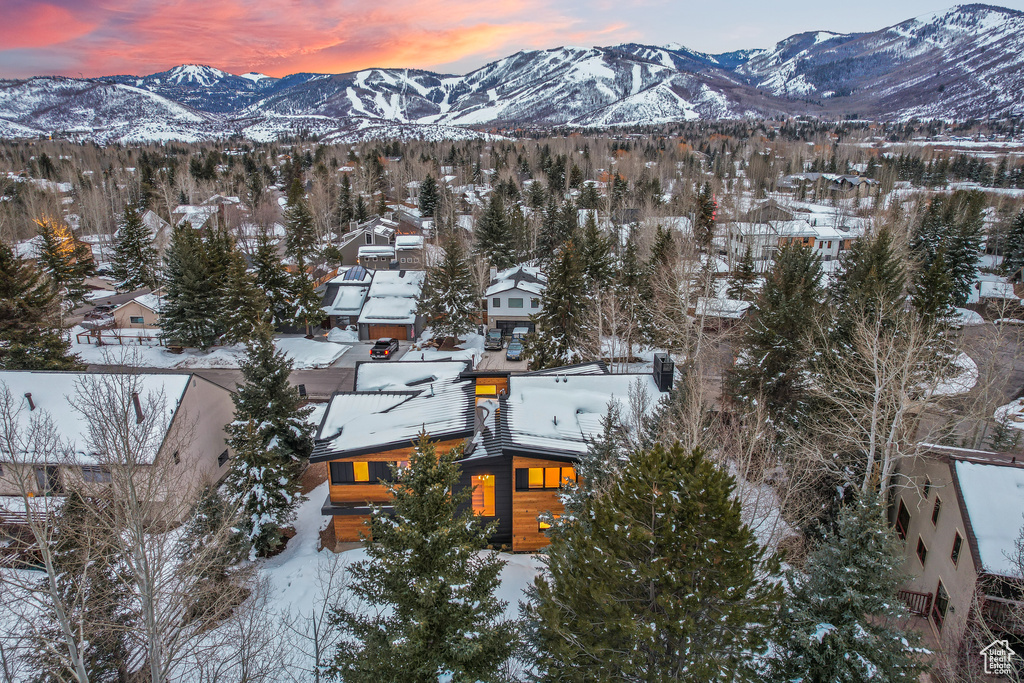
xmin=948 ymin=454 xmax=1024 ymax=578
xmin=486 ymin=265 xmax=547 ymax=297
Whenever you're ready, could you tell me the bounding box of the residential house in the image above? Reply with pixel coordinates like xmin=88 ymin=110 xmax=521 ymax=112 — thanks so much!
xmin=320 ymin=266 xmax=373 ymax=328
xmin=313 ymin=357 xmax=673 ymax=552
xmin=778 ymin=173 xmax=878 ymax=198
xmin=485 ymin=265 xmax=547 ymax=335
xmin=892 ymin=445 xmax=1024 ymax=654
xmin=357 ymin=245 xmax=396 ymax=269
xmin=171 ymin=195 xmax=246 ymax=232
xmin=0 ymin=371 xmax=235 ymax=510
xmin=357 ymin=269 xmax=425 ymax=340
xmin=139 ymin=210 xmax=172 ymax=253
xmin=395 ymin=235 xmax=425 ymax=269
xmin=112 ymin=291 xmax=163 ymax=330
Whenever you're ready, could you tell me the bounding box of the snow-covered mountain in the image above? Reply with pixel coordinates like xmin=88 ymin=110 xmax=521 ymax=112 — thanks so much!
xmin=1 ymin=4 xmax=1022 ymax=142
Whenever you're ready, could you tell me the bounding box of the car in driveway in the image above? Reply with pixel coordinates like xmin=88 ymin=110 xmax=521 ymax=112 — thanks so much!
xmin=370 ymin=338 xmax=400 ymax=359
xmin=505 ymin=339 xmax=524 ymax=362
xmin=484 ymin=328 xmax=505 ymax=350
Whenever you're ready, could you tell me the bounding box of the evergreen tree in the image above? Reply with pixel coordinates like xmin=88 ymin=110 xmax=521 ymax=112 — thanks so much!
xmin=911 ymin=191 xmax=984 ymax=307
xmin=337 ymin=174 xmax=354 ymax=227
xmin=162 ymin=222 xmax=220 ymax=349
xmin=224 ymin=325 xmax=313 ymax=556
xmin=221 ymin=247 xmax=265 ymax=344
xmin=474 ymin=194 xmax=514 ymax=270
xmin=578 ymin=211 xmax=615 ymax=290
xmin=284 ymin=177 xmax=318 ymax=270
xmin=418 ymin=174 xmax=439 ymax=218
xmin=526 ymin=241 xmax=593 ymax=368
xmin=694 ymin=181 xmax=717 ymax=250
xmin=1003 ymin=209 xmax=1024 ymax=280
xmin=329 ymin=435 xmax=517 ymax=683
xmin=0 ymin=242 xmax=79 ymax=370
xmin=767 ymin=491 xmax=925 ymax=683
xmin=251 ymin=232 xmax=294 ymax=327
xmin=35 ymin=217 xmax=95 ymax=313
xmin=616 ymin=239 xmax=655 ymax=344
xmin=726 ymin=246 xmax=758 ymax=300
xmin=729 ymin=243 xmax=823 ymax=429
xmin=526 ymin=443 xmax=782 ymax=681
xmin=30 ymin=491 xmax=131 ymax=682
xmin=110 ymin=204 xmax=159 ymax=292
xmin=417 ymin=238 xmax=477 ymax=342
xmin=354 ymin=194 xmax=369 ymax=223
xmin=912 ymin=249 xmax=955 ymax=328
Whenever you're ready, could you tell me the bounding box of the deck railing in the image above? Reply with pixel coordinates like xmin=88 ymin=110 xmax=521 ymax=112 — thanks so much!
xmin=898 ymin=589 xmax=933 ymax=616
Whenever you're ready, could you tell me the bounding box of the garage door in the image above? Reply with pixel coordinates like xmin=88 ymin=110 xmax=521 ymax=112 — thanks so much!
xmin=368 ymin=325 xmax=408 ymax=340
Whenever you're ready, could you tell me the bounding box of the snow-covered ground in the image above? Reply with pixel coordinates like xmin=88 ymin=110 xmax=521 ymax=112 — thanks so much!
xmin=402 ymin=331 xmax=485 ymax=365
xmin=953 ymin=307 xmax=985 ymax=327
xmin=995 ymin=397 xmax=1024 ymax=430
xmin=928 ymin=352 xmax=979 ymax=397
xmin=71 ymin=331 xmax=349 ymax=369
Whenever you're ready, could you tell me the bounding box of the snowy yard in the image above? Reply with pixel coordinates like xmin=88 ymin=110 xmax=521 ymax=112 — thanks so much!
xmin=926 ymin=352 xmax=979 ymax=397
xmin=402 ymin=331 xmax=485 ymax=365
xmin=70 ymin=331 xmax=349 ymax=369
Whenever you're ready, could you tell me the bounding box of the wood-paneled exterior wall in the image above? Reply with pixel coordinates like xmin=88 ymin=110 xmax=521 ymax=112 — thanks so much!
xmin=511 ymin=456 xmax=571 ymax=552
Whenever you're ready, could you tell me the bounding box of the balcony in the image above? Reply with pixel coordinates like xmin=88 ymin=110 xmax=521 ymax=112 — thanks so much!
xmin=982 ymin=596 xmax=1024 ymax=635
xmin=899 ymin=589 xmax=933 ymax=617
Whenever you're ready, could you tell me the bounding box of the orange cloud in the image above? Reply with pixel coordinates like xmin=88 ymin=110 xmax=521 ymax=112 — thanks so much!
xmin=0 ymin=0 xmax=639 ymax=78
xmin=0 ymin=3 xmax=96 ymax=49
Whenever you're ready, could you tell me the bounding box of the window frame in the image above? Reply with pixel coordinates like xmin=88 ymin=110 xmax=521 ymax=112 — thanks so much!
xmin=507 ymin=298 xmax=524 ymax=309
xmin=129 ymin=316 xmax=145 ymax=324
xmin=932 ymin=497 xmax=942 ymax=525
xmin=516 ymin=466 xmax=576 ymax=491
xmin=951 ymin=531 xmax=963 ymax=567
xmin=895 ymin=499 xmax=910 ymax=541
xmin=932 ymin=580 xmax=949 ymax=629
xmin=218 ymin=449 xmax=229 ymax=467
xmin=492 ymin=297 xmax=500 ymax=308
xmin=81 ymin=465 xmax=112 ymax=483
xmin=531 ymin=298 xmax=540 ymax=309
xmin=916 ymin=537 xmax=928 ymax=566
xmin=471 ymin=474 xmax=496 ymax=516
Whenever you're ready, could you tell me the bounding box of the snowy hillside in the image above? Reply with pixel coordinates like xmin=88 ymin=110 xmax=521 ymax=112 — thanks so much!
xmin=1 ymin=4 xmax=1023 ymax=141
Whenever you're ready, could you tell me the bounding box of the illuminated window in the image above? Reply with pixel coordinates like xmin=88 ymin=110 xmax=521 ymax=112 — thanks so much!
xmin=472 ymin=475 xmax=495 ymax=516
xmin=539 ymin=514 xmax=560 ymax=531
xmin=517 ymin=467 xmax=577 ymax=490
xmin=353 ymin=461 xmax=369 ymax=482
xmin=475 ymin=384 xmax=498 ymax=397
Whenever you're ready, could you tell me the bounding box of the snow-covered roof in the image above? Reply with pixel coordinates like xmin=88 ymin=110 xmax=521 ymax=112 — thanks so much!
xmin=313 ymin=361 xmax=474 ymax=459
xmin=321 ymin=281 xmax=370 ymax=317
xmin=953 ymin=459 xmax=1024 ymax=577
xmin=395 ymin=235 xmax=424 ymax=250
xmin=980 ymin=280 xmax=1018 ymax=300
xmin=0 ymin=371 xmax=191 ymax=465
xmin=503 ymin=374 xmax=665 ymax=456
xmin=365 ymin=270 xmax=424 ymax=299
xmin=116 ymin=294 xmax=163 ymax=315
xmin=171 ymin=205 xmax=218 ymax=228
xmin=695 ymin=297 xmax=752 ymax=319
xmin=358 ymin=297 xmax=417 ymax=324
xmin=357 ymin=245 xmax=395 ymax=257
xmin=486 ymin=265 xmax=547 ymax=297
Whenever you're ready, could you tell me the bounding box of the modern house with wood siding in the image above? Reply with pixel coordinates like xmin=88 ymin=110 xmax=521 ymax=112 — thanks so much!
xmin=313 ymin=358 xmax=672 ymax=552
xmin=892 ymin=445 xmax=1024 ymax=655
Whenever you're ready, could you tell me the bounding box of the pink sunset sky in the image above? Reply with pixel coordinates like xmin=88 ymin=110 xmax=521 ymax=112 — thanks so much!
xmin=1 ymin=0 xmax=1023 ymax=78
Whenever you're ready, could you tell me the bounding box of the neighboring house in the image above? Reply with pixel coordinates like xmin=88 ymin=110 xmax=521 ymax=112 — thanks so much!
xmin=0 ymin=371 xmax=235 ymax=508
xmin=139 ymin=210 xmax=171 ymax=252
xmin=395 ymin=235 xmax=425 ymax=269
xmin=112 ymin=291 xmax=163 ymax=330
xmin=357 ymin=269 xmax=425 ymax=340
xmin=485 ymin=265 xmax=547 ymax=335
xmin=357 ymin=245 xmax=396 ymax=269
xmin=336 ymin=212 xmax=424 ymax=267
xmin=892 ymin=445 xmax=1024 ymax=652
xmin=727 ymin=219 xmax=854 ymax=265
xmin=170 ymin=195 xmax=246 ymax=231
xmin=778 ymin=173 xmax=879 ymax=197
xmin=313 ymin=358 xmax=673 ymax=551
xmin=320 ymin=266 xmax=373 ymax=328
xmin=691 ymin=297 xmax=752 ymax=324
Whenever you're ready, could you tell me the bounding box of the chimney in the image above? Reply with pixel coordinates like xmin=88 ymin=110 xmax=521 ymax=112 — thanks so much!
xmin=131 ymin=391 xmax=145 ymax=424
xmin=489 ymin=266 xmax=497 ymax=281
xmin=349 ymin=220 xmax=358 ymax=232
xmin=24 ymin=393 xmax=34 ymax=411
xmin=653 ymin=353 xmax=674 ymax=393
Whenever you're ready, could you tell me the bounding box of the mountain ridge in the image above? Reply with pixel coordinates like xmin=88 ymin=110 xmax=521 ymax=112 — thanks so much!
xmin=1 ymin=3 xmax=1022 ymax=142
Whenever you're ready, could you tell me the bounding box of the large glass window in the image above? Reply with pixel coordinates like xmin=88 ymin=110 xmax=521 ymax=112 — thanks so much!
xmin=353 ymin=461 xmax=369 ymax=482
xmin=472 ymin=475 xmax=495 ymax=516
xmin=492 ymin=297 xmax=500 ymax=308
xmin=508 ymin=298 xmax=524 ymax=309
